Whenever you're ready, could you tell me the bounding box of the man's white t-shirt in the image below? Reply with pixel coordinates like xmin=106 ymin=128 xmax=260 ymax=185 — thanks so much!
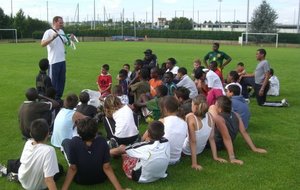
xmin=42 ymin=29 xmax=66 ymax=65
xmin=18 ymin=139 xmax=59 ymax=190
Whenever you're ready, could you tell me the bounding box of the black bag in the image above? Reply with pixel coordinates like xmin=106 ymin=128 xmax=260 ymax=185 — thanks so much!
xmin=7 ymin=159 xmax=21 ymax=173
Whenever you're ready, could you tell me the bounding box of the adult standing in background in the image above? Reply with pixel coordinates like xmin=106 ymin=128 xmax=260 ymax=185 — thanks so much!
xmin=204 ymin=42 xmax=232 ymax=78
xmin=41 ymin=16 xmax=73 ymax=100
xmin=143 ymin=49 xmax=158 ymax=71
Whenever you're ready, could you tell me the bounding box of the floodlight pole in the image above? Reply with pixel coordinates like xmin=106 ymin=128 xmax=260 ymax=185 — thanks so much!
xmin=11 ymin=0 xmax=13 ymax=18
xmin=152 ymin=0 xmax=154 ymax=29
xmin=246 ymin=0 xmax=249 ymax=44
xmin=193 ymin=0 xmax=195 ymax=29
xmin=133 ymin=12 xmax=136 ymax=40
xmin=46 ymin=1 xmax=49 ymax=23
xmin=218 ymin=0 xmax=222 ymax=29
xmin=93 ymin=0 xmax=96 ymax=29
xmin=297 ymin=0 xmax=300 ymax=33
xmin=122 ymin=8 xmax=124 ymax=39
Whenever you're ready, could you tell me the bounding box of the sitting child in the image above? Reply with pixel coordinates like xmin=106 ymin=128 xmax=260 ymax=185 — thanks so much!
xmin=118 ymin=69 xmax=129 ymax=96
xmin=176 ymin=67 xmax=198 ymax=99
xmin=209 ymin=96 xmax=267 ymax=164
xmin=18 ymin=87 xmax=58 ymax=139
xmin=163 ymin=72 xmax=177 ymax=96
xmin=194 ymin=67 xmax=208 ymax=96
xmin=134 ymin=85 xmax=168 ymax=121
xmin=76 ymin=91 xmax=98 ymax=118
xmin=191 ymin=58 xmax=204 ymax=80
xmin=97 ymin=64 xmax=112 ymax=99
xmin=236 ymin=62 xmax=246 ymax=77
xmin=111 ymin=121 xmax=170 ymax=183
xmin=103 ymin=95 xmax=139 ymax=146
xmin=225 ymin=70 xmax=242 ymax=95
xmin=19 ymin=119 xmax=59 ymax=190
xmin=123 ymin=63 xmax=132 ymax=83
xmin=51 ymin=93 xmax=86 ymax=148
xmin=36 ymin=58 xmax=53 ymax=96
xmin=182 ymin=95 xmax=227 ymax=170
xmin=158 ymin=96 xmax=188 ymax=164
xmin=129 ymin=68 xmax=150 ymax=104
xmin=149 ymin=67 xmax=163 ymax=97
xmin=112 ymin=85 xmax=129 ymax=105
xmin=61 ymin=118 xmax=128 ymax=190
xmin=226 ymin=84 xmax=250 ymax=129
xmin=267 ymin=68 xmax=280 ymax=96
xmin=174 ymin=86 xmax=192 ymax=117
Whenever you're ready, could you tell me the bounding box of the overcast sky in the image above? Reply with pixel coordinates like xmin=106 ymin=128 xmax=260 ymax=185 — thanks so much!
xmin=0 ymin=0 xmax=299 ymax=24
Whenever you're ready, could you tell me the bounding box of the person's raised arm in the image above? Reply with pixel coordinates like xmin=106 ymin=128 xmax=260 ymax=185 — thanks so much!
xmin=41 ymin=32 xmax=58 ymax=47
xmin=61 ymin=165 xmax=77 ymax=190
xmin=236 ymin=113 xmax=267 ymax=153
xmin=44 ymin=176 xmax=57 ymax=190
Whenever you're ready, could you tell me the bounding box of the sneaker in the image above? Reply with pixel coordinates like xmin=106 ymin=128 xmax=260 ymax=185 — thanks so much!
xmin=108 ymin=138 xmax=119 ymax=149
xmin=7 ymin=172 xmax=18 ymax=182
xmin=281 ymin=99 xmax=289 ymax=107
xmin=245 ymin=98 xmax=250 ymax=104
xmin=0 ymin=164 xmax=7 ymax=177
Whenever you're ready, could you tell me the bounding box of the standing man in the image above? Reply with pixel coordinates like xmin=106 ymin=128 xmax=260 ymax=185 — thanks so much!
xmin=41 ymin=16 xmax=72 ymax=100
xmin=143 ymin=49 xmax=158 ymax=71
xmin=240 ymin=49 xmax=288 ymax=107
xmin=203 ymin=42 xmax=232 ymax=77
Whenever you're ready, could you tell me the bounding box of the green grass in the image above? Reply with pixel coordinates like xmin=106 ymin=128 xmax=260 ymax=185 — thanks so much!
xmin=0 ymin=41 xmax=299 ymax=189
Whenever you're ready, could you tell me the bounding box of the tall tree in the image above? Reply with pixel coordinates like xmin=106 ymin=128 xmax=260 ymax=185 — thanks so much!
xmin=13 ymin=9 xmax=26 ymax=38
xmin=0 ymin=7 xmax=12 ymax=28
xmin=250 ymin=0 xmax=278 ymax=33
xmin=25 ymin=16 xmax=50 ymax=37
xmin=169 ymin=17 xmax=193 ymax=30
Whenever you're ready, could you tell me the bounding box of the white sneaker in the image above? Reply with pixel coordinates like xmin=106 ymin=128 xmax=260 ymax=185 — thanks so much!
xmin=281 ymin=99 xmax=289 ymax=107
xmin=245 ymin=98 xmax=250 ymax=104
xmin=0 ymin=164 xmax=7 ymax=177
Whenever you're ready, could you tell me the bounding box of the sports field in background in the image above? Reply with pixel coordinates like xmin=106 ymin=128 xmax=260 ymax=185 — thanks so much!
xmin=0 ymin=41 xmax=299 ymax=189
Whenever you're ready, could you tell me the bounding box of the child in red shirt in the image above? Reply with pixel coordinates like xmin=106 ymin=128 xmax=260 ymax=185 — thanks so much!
xmin=97 ymin=64 xmax=112 ymax=99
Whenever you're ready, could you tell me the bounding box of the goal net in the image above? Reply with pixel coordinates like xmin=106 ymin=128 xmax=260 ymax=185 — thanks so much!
xmin=239 ymin=33 xmax=278 ymax=48
xmin=0 ymin=29 xmax=18 ymax=43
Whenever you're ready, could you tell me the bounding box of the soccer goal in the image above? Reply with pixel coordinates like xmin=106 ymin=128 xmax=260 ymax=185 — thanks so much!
xmin=239 ymin=33 xmax=278 ymax=48
xmin=0 ymin=29 xmax=18 ymax=43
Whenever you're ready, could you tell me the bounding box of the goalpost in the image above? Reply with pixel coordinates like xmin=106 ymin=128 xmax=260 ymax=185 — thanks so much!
xmin=0 ymin=29 xmax=18 ymax=43
xmin=239 ymin=33 xmax=278 ymax=48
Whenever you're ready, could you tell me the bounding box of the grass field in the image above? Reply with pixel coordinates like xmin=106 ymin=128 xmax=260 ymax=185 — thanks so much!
xmin=0 ymin=41 xmax=299 ymax=190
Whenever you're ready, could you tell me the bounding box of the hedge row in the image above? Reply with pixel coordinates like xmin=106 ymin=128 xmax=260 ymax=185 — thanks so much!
xmin=32 ymin=29 xmax=300 ymax=44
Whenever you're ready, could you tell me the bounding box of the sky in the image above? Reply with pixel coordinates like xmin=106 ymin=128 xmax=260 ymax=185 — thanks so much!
xmin=0 ymin=0 xmax=299 ymax=25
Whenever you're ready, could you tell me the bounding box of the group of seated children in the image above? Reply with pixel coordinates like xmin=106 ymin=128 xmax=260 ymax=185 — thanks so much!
xmin=13 ymin=52 xmax=272 ymax=190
